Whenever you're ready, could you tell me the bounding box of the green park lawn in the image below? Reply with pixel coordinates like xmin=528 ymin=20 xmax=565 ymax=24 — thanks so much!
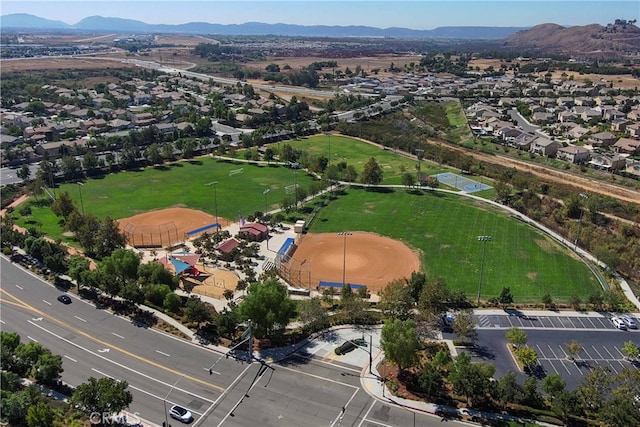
xmin=11 ymin=136 xmax=601 ymax=302
xmin=282 ymin=135 xmax=446 ymax=185
xmin=309 ymin=187 xmax=601 ymax=303
xmin=12 ymin=158 xmax=316 ymax=243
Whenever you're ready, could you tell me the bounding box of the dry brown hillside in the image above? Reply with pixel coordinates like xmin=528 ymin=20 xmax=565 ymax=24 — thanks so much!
xmin=502 ymin=21 xmax=640 ymax=59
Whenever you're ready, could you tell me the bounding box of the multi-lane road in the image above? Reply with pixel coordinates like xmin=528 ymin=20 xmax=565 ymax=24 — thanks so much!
xmin=1 ymin=256 xmax=468 ymax=427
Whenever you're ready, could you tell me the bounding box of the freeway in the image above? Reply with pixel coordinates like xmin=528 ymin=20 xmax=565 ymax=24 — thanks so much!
xmin=1 ymin=257 xmax=468 ymax=427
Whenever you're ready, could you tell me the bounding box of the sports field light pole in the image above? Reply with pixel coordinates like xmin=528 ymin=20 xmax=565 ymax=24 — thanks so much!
xmin=338 ymin=232 xmax=352 ymax=287
xmin=476 ymin=235 xmax=492 ymax=304
xmin=76 ymin=182 xmax=85 ymax=216
xmin=574 ymin=193 xmax=588 ymax=251
xmin=263 ymin=189 xmax=270 ymax=250
xmin=205 ymin=181 xmax=219 ymax=233
xmin=163 ymin=374 xmax=185 ymax=427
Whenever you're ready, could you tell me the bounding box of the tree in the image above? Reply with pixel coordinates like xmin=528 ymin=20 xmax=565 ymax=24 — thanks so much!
xmin=505 ymin=327 xmax=527 ymax=348
xmin=621 ymin=340 xmax=640 ymax=361
xmin=26 ymin=401 xmax=56 ymax=427
xmin=298 ymin=297 xmax=329 ymax=333
xmin=514 ymin=346 xmax=538 ymax=372
xmin=551 ymin=390 xmax=582 ymax=423
xmin=17 ymin=164 xmax=31 ymax=181
xmin=577 ymin=366 xmax=612 ymax=417
xmin=416 ymin=362 xmax=444 ymax=397
xmin=496 ymin=370 xmax=524 ymax=407
xmin=31 ymin=350 xmax=63 ymax=385
xmin=417 ymin=276 xmax=449 ymax=322
xmin=237 ymin=279 xmax=296 ymax=338
xmin=1 ymin=331 xmax=21 ymax=370
xmin=50 ymin=191 xmax=77 ymax=219
xmin=184 ymin=296 xmax=213 ymax=327
xmin=451 ymin=311 xmax=478 ymax=346
xmin=71 ymin=377 xmax=133 ymax=415
xmin=498 ymin=287 xmax=513 ymax=308
xmin=401 ymin=172 xmax=415 ymax=189
xmin=522 ymin=376 xmax=542 ymax=407
xmin=360 ymin=157 xmax=383 ymax=186
xmin=93 ymin=217 xmax=127 ymax=258
xmin=100 ymin=248 xmax=140 ymax=289
xmin=380 ymin=319 xmax=420 ymax=373
xmin=565 ymin=340 xmax=583 ymax=361
xmin=407 ymin=271 xmax=426 ymax=302
xmin=541 ymin=373 xmax=566 ymax=399
xmin=541 ymin=292 xmax=554 ymax=309
xmin=448 ymin=352 xmax=495 ymax=406
xmin=67 ymin=255 xmax=91 ymax=290
xmin=378 ymin=279 xmax=414 ymax=320
xmin=163 ymin=292 xmax=182 ymax=314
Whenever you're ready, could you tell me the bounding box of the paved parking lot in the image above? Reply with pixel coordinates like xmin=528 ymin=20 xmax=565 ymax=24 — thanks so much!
xmin=535 ymin=341 xmax=637 ymax=378
xmin=474 ymin=311 xmax=640 ymax=331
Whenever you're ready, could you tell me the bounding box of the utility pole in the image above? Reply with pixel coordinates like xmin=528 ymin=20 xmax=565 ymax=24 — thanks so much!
xmin=205 ymin=181 xmax=219 ymax=233
xmin=574 ymin=193 xmax=588 ymax=251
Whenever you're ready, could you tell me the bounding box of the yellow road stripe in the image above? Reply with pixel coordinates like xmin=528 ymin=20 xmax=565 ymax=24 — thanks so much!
xmin=0 ymin=288 xmax=224 ymax=392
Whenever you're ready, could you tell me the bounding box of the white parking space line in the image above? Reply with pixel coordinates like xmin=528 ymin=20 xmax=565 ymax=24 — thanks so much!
xmin=581 ymin=347 xmax=594 ymax=360
xmin=591 ymin=346 xmax=606 ymax=360
xmin=586 ymin=317 xmax=597 ymax=328
xmin=546 ymin=360 xmax=560 ymax=374
xmin=536 ymin=345 xmax=549 ymax=359
xmin=547 ymin=345 xmax=559 ymax=359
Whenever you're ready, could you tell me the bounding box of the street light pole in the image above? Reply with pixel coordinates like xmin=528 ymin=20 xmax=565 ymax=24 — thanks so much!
xmin=205 ymin=181 xmax=219 ymax=233
xmin=574 ymin=193 xmax=588 ymax=251
xmin=338 ymin=232 xmax=352 ymax=286
xmin=77 ymin=182 xmax=84 ymax=216
xmin=477 ymin=235 xmax=492 ymax=304
xmin=163 ymin=374 xmax=185 ymax=427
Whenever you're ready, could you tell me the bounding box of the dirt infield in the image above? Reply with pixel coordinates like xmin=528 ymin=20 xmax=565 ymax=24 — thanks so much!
xmin=287 ymin=232 xmax=421 ymax=294
xmin=118 ymin=207 xmax=225 ymax=247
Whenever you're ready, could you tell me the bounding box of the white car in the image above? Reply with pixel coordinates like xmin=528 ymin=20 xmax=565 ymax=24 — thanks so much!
xmin=621 ymin=315 xmax=638 ymax=329
xmin=611 ymin=316 xmax=627 ymax=330
xmin=169 ymin=405 xmax=193 ymax=423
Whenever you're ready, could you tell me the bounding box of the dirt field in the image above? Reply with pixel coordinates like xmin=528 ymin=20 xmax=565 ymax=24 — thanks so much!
xmin=117 ymin=207 xmax=226 ymax=247
xmin=286 ymin=232 xmax=421 ymax=295
xmin=189 ymin=265 xmax=239 ymax=299
xmin=0 ymin=56 xmax=139 ymax=73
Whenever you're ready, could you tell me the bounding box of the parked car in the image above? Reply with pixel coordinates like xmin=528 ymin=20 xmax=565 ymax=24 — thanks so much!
xmin=611 ymin=316 xmax=627 ymax=330
xmin=57 ymin=295 xmax=72 ymax=304
xmin=621 ymin=315 xmax=638 ymax=329
xmin=169 ymin=405 xmax=193 ymax=423
xmin=335 ymin=338 xmax=366 ymax=355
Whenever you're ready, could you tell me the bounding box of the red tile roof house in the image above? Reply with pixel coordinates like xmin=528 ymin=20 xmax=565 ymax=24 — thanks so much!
xmin=239 ymin=222 xmax=268 ymax=242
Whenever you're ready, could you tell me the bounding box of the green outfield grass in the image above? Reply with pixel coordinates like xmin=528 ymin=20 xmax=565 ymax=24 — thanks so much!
xmin=309 ymin=187 xmax=601 ymax=303
xmin=12 ymin=159 xmax=316 ymax=242
xmin=282 ymin=135 xmax=447 ymax=185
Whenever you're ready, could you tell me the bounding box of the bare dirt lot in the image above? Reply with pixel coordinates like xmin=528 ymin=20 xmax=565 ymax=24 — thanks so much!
xmin=285 ymin=232 xmax=421 ymax=295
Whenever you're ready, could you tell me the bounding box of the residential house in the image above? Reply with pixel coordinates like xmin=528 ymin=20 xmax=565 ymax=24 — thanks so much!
xmin=34 ymin=139 xmax=88 ymax=158
xmin=557 ymin=145 xmax=590 ymax=164
xmin=580 ymin=108 xmax=602 ymax=122
xmin=530 ymin=137 xmax=560 ymax=157
xmin=623 ymin=161 xmax=640 ymax=179
xmin=611 ymin=119 xmax=631 ymax=132
xmin=532 ymin=112 xmax=553 ymax=124
xmin=512 ymin=133 xmax=537 ymax=150
xmin=588 ymin=131 xmax=617 ymax=148
xmin=627 ymin=123 xmax=640 ymax=138
xmin=612 ymin=137 xmax=640 ymax=155
xmin=588 ymin=153 xmax=627 ymax=171
xmin=558 ymin=110 xmax=577 ymax=123
xmin=499 ymin=127 xmax=523 ymax=143
xmin=564 ymin=123 xmax=590 ymax=140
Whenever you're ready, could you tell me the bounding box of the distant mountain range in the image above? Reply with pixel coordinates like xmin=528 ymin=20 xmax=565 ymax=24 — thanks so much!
xmin=0 ymin=13 xmax=526 ymax=39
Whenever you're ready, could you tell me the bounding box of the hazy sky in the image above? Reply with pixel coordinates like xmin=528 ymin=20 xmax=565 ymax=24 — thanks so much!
xmin=1 ymin=1 xmax=638 ymax=30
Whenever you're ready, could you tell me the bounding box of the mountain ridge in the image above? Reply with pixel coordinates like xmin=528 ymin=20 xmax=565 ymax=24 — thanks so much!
xmin=0 ymin=13 xmax=526 ymax=39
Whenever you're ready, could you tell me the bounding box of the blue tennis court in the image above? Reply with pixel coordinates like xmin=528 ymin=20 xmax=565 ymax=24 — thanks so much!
xmin=434 ymin=172 xmax=492 ymax=193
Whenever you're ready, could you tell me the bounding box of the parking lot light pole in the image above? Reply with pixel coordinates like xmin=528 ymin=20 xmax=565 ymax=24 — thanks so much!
xmin=574 ymin=193 xmax=588 ymax=251
xmin=77 ymin=182 xmax=84 ymax=216
xmin=338 ymin=232 xmax=352 ymax=286
xmin=477 ymin=235 xmax=492 ymax=304
xmin=205 ymin=181 xmax=219 ymax=233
